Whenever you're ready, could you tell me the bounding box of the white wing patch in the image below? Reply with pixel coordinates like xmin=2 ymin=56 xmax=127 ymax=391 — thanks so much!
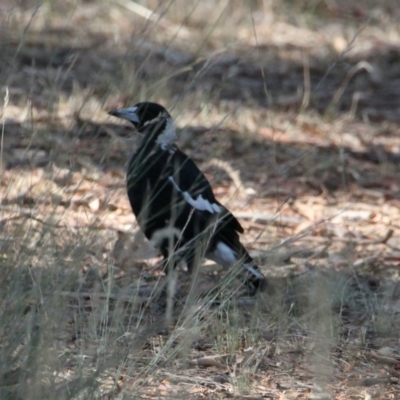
xmin=191 ymin=194 xmax=222 ymax=213
xmin=168 ymin=176 xmax=222 ymax=213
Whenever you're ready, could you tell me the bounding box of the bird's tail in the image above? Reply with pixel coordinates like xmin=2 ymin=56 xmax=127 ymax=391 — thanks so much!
xmin=240 ymin=256 xmax=266 ymax=293
xmin=222 ymin=238 xmax=266 ymax=293
xmin=205 ymin=229 xmax=266 ymax=294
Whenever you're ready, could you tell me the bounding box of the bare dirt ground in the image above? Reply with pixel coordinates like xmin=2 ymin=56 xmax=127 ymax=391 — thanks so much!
xmin=1 ymin=1 xmax=400 ymax=399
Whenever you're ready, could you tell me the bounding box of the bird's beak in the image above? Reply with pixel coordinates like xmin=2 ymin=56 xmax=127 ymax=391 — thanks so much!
xmin=108 ymin=107 xmax=140 ymax=124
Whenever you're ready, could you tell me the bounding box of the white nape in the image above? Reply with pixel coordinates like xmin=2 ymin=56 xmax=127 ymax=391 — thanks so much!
xmin=156 ymin=117 xmax=177 ymax=150
xmin=168 ymin=176 xmax=222 ymax=213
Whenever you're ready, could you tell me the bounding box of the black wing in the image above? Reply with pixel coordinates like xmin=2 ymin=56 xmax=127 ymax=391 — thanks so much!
xmin=168 ymin=148 xmax=244 ymax=235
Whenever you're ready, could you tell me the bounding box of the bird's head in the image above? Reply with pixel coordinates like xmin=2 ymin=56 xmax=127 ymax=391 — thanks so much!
xmin=108 ymin=102 xmax=170 ymax=132
xmin=109 ymin=102 xmax=176 ymax=148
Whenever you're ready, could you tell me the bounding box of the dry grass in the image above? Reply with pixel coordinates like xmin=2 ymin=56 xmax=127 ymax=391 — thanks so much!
xmin=1 ymin=0 xmax=400 ymax=398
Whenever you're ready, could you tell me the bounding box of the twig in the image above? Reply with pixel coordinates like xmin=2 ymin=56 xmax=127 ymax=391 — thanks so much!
xmin=162 ymin=371 xmax=227 ymax=387
xmin=207 ymin=158 xmax=244 ymax=193
xmin=1 ymin=87 xmax=9 ymax=179
xmin=59 ymin=286 xmax=157 ymax=301
xmin=234 ymin=212 xmax=303 ymax=227
xmin=0 ymin=205 xmax=131 ymax=231
xmin=312 ymin=228 xmax=394 ymax=247
xmin=330 ymin=61 xmax=375 ymax=109
xmin=314 ymin=16 xmax=371 ymax=92
xmin=352 ymin=255 xmax=380 ymax=268
xmin=111 ymin=0 xmax=190 ymax=39
xmin=301 ymin=52 xmax=310 ymax=111
xmin=332 ymin=229 xmax=393 ymax=246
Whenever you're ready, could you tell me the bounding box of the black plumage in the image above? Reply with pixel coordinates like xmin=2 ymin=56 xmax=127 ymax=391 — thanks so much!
xmin=109 ymin=102 xmax=265 ymax=293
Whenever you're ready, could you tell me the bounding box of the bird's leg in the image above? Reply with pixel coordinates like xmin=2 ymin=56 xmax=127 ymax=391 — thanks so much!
xmin=165 ymin=264 xmax=178 ymax=325
xmin=159 ymin=250 xmax=186 ymax=300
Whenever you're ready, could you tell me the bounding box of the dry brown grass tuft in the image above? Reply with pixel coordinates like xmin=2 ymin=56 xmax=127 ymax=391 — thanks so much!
xmin=1 ymin=0 xmax=400 ymax=398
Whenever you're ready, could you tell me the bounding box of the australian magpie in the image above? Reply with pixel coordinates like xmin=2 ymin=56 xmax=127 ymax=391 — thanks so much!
xmin=108 ymin=102 xmax=266 ymax=294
